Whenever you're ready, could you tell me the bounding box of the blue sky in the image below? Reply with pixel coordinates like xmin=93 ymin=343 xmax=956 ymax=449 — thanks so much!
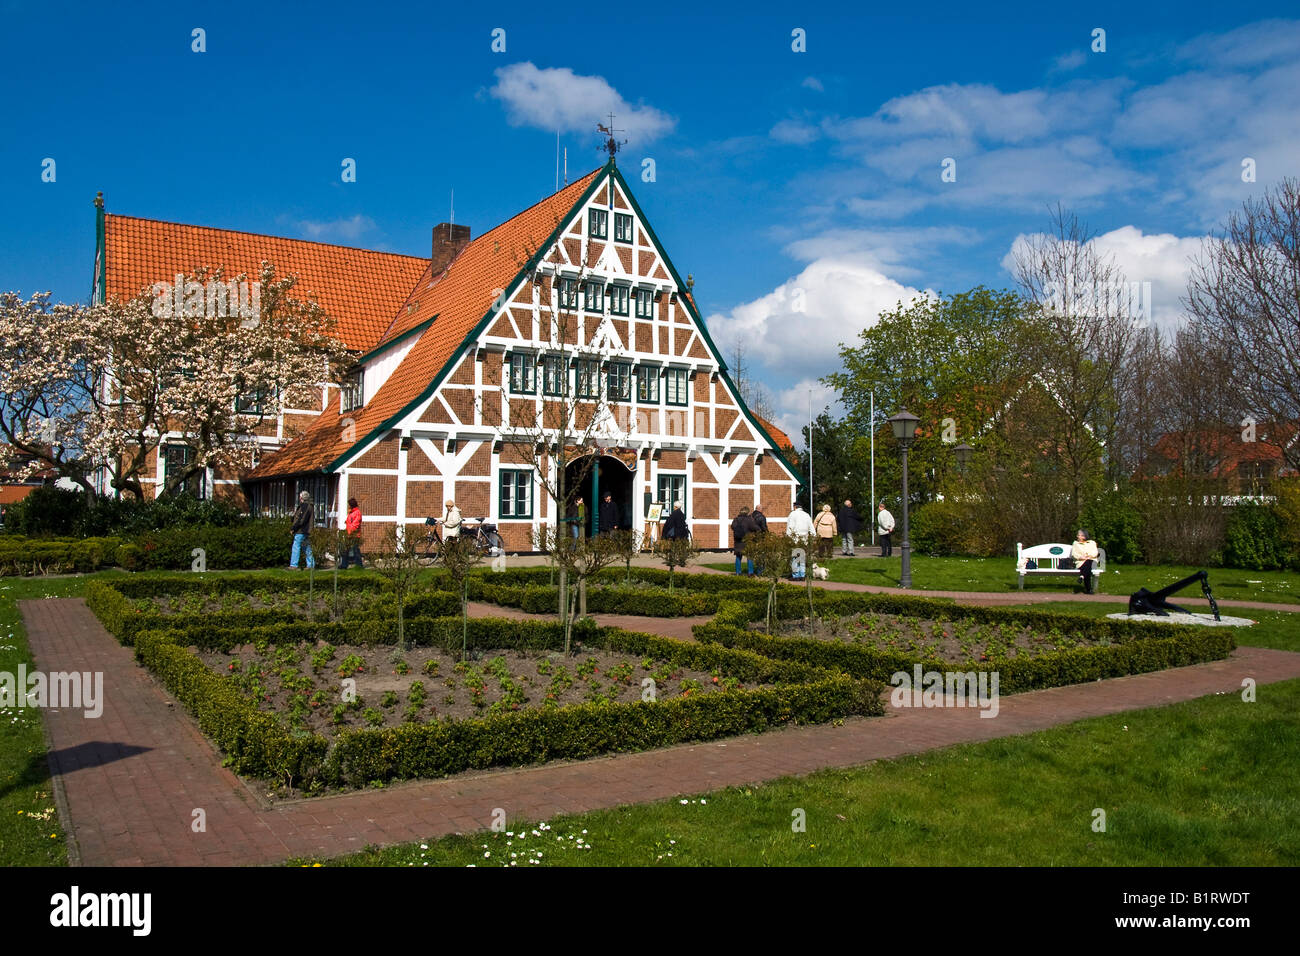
xmin=3 ymin=0 xmax=1298 ymax=437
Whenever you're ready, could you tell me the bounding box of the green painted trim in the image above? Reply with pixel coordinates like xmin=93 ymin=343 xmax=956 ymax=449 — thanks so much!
xmin=610 ymin=164 xmax=805 ymax=488
xmin=355 ymin=315 xmax=436 ymax=365
xmin=92 ymin=196 xmax=107 ymax=305
xmin=507 ymin=351 xmax=537 ymax=395
xmin=664 ymin=367 xmax=690 ymax=407
xmin=323 ymin=167 xmax=611 ymax=474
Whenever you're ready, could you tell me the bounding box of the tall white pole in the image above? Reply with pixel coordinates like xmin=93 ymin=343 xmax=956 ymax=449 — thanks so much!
xmin=870 ymin=392 xmax=876 ymax=545
xmin=808 ymin=389 xmax=813 ymax=512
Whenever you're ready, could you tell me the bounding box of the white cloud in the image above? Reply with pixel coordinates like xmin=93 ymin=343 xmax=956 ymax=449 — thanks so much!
xmin=297 ymin=214 xmax=376 ymax=243
xmin=1001 ymin=225 xmax=1206 ymax=329
xmin=770 ymin=118 xmax=820 ymax=145
xmin=705 ymin=256 xmax=929 ymax=384
xmin=1051 ymin=50 xmax=1087 ymax=73
xmin=802 ymin=76 xmax=825 ymax=92
xmin=772 ymin=378 xmax=839 ymax=446
xmin=489 ymin=62 xmax=676 ymax=143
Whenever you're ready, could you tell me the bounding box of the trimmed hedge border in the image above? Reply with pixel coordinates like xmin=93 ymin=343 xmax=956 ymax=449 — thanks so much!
xmin=89 ymin=578 xmax=882 ymax=788
xmin=693 ymin=592 xmax=1236 ymax=694
xmin=0 ymin=536 xmax=125 ymax=576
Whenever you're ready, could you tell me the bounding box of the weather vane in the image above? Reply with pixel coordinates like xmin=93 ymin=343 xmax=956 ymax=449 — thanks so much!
xmin=597 ymin=113 xmax=627 ymax=164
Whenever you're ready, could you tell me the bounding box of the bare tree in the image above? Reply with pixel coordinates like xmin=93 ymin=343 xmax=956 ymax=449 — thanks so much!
xmin=1185 ymin=177 xmax=1300 ymax=472
xmin=1012 ymin=206 xmax=1144 ymax=519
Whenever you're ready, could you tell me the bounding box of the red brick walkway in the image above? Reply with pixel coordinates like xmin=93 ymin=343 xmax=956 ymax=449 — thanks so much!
xmin=22 ymin=598 xmax=1300 ymax=867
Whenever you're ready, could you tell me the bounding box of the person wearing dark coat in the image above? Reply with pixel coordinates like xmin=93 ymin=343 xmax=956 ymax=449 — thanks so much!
xmin=662 ymin=501 xmax=690 ymax=542
xmin=289 ymin=491 xmax=316 ymax=570
xmin=598 ymin=493 xmax=619 ymax=535
xmin=837 ymin=499 xmax=863 ymax=556
xmin=751 ymin=506 xmax=768 ymax=534
xmin=731 ymin=506 xmax=757 ymax=575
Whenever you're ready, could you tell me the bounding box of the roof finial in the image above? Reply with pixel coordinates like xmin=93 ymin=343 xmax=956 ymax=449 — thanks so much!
xmin=597 ymin=113 xmax=626 ymax=165
xmin=94 ymin=191 xmax=104 ymax=209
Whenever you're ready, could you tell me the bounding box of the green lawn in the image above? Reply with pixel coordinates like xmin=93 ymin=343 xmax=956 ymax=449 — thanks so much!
xmin=706 ymin=554 xmax=1300 ymax=604
xmin=300 ymin=677 xmax=1300 ymax=867
xmin=0 ymin=575 xmax=87 ymax=866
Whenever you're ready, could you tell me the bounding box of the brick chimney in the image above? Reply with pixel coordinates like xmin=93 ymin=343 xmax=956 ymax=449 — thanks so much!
xmin=431 ymin=223 xmax=471 ymax=274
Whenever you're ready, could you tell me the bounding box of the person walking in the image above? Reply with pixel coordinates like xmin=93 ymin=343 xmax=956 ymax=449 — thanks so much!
xmin=813 ymin=504 xmax=838 ymax=563
xmin=751 ymin=505 xmax=768 ymax=533
xmin=837 ymin=499 xmax=863 ymax=556
xmin=877 ymin=501 xmax=895 ymax=557
xmin=599 ymin=493 xmax=619 ymax=536
xmin=731 ymin=506 xmax=757 ymax=575
xmin=786 ymin=501 xmax=814 ymax=579
xmin=662 ymin=500 xmax=690 ymax=543
xmin=1072 ymin=529 xmax=1099 ymax=594
xmin=289 ymin=491 xmax=316 ymax=570
xmin=442 ymin=499 xmax=463 ymax=539
xmin=339 ymin=497 xmax=364 ymax=569
xmin=567 ymin=496 xmax=587 ymax=540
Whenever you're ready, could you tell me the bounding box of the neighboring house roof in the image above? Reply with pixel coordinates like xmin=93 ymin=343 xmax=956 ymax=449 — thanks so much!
xmin=0 ymin=485 xmax=40 ymax=506
xmin=1140 ymin=425 xmax=1298 ymax=478
xmin=250 ymin=170 xmax=603 ymax=478
xmin=102 ymin=213 xmax=429 ymax=352
xmin=756 ymin=415 xmax=795 ymax=452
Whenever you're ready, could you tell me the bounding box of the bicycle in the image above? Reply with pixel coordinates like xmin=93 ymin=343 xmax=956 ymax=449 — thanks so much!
xmin=416 ymin=517 xmax=444 ymax=565
xmin=417 ymin=516 xmax=504 ymax=564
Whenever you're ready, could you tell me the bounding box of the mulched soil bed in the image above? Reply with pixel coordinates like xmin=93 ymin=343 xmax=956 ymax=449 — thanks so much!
xmin=768 ymin=612 xmax=1117 ymax=664
xmin=194 ymin=641 xmax=761 ymax=738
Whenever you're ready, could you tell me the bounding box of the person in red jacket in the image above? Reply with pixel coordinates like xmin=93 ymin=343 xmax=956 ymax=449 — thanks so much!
xmin=339 ymin=497 xmax=364 ymax=569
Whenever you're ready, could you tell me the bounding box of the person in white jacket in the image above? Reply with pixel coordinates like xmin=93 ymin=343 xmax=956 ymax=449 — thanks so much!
xmin=877 ymin=502 xmax=896 ymax=557
xmin=786 ymin=503 xmax=814 ymax=579
xmin=1071 ymin=529 xmax=1099 ymax=594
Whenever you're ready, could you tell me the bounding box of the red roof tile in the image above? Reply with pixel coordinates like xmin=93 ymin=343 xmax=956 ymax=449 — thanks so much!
xmin=755 ymin=415 xmax=795 ymax=452
xmin=103 ymin=214 xmax=429 ymax=352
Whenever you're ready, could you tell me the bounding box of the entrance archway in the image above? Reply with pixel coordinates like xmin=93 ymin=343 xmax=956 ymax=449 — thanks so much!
xmin=564 ymin=454 xmax=634 ymax=535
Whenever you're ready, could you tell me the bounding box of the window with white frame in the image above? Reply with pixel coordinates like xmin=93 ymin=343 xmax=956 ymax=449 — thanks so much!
xmin=609 ymin=284 xmax=629 ymax=316
xmin=588 ymin=209 xmax=608 ymax=239
xmin=509 ymin=352 xmax=536 ymax=393
xmin=637 ymin=366 xmax=660 ymax=403
xmin=557 ymin=277 xmax=579 ymax=309
xmin=634 ymin=287 xmax=654 ymax=318
xmin=584 ymin=281 xmax=604 ymax=313
xmin=499 ymin=469 xmax=533 ymax=518
xmin=614 ymin=212 xmax=634 ymax=243
xmin=340 ymin=369 xmax=364 ymax=412
xmin=541 ymin=354 xmax=567 ymax=396
xmin=575 ymin=358 xmax=600 ymax=398
xmin=665 ymin=368 xmax=689 ymax=406
xmin=657 ymin=474 xmax=686 ymax=512
xmin=607 ymin=362 xmax=632 ymax=401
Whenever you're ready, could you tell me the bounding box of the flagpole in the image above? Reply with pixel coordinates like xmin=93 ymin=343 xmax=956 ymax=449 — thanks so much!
xmin=808 ymin=389 xmax=813 ymax=512
xmin=870 ymin=390 xmax=875 ymax=547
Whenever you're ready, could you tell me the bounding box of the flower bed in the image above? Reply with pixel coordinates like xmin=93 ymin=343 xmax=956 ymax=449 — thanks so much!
xmin=88 ymin=575 xmax=882 ymax=791
xmin=693 ymin=592 xmax=1236 ymax=694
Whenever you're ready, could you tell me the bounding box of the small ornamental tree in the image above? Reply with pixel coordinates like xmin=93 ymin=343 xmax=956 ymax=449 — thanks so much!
xmin=440 ymin=534 xmax=485 ymax=660
xmin=658 ymin=535 xmax=695 ymax=593
xmin=609 ymin=528 xmax=642 ymax=587
xmin=555 ymin=533 xmax=620 ymax=653
xmin=376 ymin=524 xmax=424 ymax=651
xmin=743 ymin=532 xmax=794 ymax=632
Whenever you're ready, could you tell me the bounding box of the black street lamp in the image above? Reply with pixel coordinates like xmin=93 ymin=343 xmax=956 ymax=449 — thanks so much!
xmin=888 ymin=410 xmax=920 ymax=588
xmin=954 ymin=442 xmax=973 ymax=474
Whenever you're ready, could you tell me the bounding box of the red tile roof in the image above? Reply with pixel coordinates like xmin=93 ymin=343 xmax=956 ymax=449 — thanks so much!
xmin=250 ymin=170 xmax=604 ymax=478
xmin=755 ymin=415 xmax=795 ymax=452
xmin=103 ymin=214 xmax=429 ymax=352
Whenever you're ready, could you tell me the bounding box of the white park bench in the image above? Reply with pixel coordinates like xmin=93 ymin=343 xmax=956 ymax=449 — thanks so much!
xmin=1015 ymin=542 xmax=1106 ymax=591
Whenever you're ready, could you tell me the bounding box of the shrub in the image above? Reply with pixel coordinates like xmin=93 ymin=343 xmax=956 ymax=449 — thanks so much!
xmin=910 ymin=499 xmax=970 ymax=556
xmin=0 ymin=536 xmax=125 ymax=575
xmin=1082 ymin=490 xmax=1144 ymax=564
xmin=1222 ymin=499 xmax=1287 ymax=571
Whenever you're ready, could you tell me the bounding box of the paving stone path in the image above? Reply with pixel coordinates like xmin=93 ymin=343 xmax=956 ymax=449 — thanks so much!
xmin=22 ymin=597 xmax=1300 ymax=867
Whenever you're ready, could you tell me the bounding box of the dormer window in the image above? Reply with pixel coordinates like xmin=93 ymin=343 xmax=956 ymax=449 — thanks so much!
xmin=340 ymin=369 xmax=364 ymax=412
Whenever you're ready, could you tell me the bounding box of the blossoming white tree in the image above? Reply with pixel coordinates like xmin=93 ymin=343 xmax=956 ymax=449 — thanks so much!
xmin=0 ymin=262 xmax=349 ymax=498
